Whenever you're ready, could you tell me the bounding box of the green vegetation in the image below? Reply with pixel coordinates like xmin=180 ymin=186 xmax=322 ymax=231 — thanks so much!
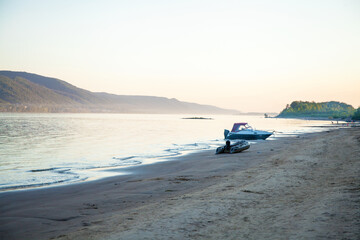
xmin=0 ymin=75 xmax=77 ymax=105
xmin=278 ymin=101 xmax=357 ymax=120
xmin=352 ymin=108 xmax=360 ymax=120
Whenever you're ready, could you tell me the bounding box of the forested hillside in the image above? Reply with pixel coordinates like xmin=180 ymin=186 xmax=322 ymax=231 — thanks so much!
xmin=277 ymin=101 xmax=356 ymax=119
xmin=0 ymin=71 xmax=238 ymax=114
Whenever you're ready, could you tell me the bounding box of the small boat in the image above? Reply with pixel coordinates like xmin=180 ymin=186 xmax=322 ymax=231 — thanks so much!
xmin=216 ymin=140 xmax=250 ymax=154
xmin=224 ymin=122 xmax=273 ymax=140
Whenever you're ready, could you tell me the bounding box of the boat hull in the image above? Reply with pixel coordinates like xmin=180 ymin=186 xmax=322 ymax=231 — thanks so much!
xmin=226 ymin=133 xmax=272 ymax=140
xmin=224 ymin=129 xmax=272 ymax=140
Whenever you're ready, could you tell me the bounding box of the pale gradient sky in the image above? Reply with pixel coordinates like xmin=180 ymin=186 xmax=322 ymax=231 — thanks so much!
xmin=1 ymin=0 xmax=359 ymax=112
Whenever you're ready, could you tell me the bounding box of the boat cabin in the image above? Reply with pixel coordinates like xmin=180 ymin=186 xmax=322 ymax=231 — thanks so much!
xmin=231 ymin=122 xmax=253 ymax=132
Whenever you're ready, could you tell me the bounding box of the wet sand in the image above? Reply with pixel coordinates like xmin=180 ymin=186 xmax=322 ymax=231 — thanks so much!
xmin=1 ymin=127 xmax=359 ymax=240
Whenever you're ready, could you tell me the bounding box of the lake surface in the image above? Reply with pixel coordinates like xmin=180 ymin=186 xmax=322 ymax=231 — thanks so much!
xmin=0 ymin=113 xmax=332 ymax=191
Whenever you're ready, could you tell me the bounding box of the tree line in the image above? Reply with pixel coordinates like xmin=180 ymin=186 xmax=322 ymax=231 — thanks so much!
xmin=278 ymin=101 xmax=360 ymax=120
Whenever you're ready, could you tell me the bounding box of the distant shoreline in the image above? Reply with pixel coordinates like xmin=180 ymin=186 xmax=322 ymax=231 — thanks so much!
xmin=275 ymin=116 xmax=346 ymax=121
xmin=0 ymin=71 xmax=240 ymax=115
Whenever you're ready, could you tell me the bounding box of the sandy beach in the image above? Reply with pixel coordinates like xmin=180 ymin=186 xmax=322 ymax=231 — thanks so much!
xmin=1 ymin=127 xmax=359 ymax=240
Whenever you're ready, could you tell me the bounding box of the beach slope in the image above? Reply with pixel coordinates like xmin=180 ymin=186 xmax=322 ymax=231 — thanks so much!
xmin=1 ymin=128 xmax=359 ymax=239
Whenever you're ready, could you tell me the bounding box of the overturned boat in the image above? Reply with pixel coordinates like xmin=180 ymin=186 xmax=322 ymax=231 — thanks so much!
xmin=224 ymin=122 xmax=273 ymax=140
xmin=216 ymin=140 xmax=250 ymax=154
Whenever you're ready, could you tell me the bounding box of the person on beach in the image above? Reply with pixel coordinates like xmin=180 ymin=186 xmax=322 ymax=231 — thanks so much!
xmin=225 ymin=140 xmax=231 ymax=152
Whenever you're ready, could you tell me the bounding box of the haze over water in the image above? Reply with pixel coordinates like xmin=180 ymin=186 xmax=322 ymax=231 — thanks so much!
xmin=0 ymin=113 xmax=332 ymax=191
xmin=1 ymin=0 xmax=359 ymax=112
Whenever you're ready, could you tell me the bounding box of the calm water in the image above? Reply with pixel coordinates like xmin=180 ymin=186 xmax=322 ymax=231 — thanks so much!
xmin=0 ymin=113 xmax=332 ymax=191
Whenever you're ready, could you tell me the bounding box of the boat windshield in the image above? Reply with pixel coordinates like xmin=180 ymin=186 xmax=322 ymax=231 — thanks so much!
xmin=231 ymin=123 xmax=252 ymax=132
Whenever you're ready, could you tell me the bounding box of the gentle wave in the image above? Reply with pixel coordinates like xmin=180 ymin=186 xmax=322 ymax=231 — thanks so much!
xmin=112 ymin=156 xmax=142 ymax=166
xmin=113 ymin=156 xmax=137 ymax=161
xmin=29 ymin=168 xmax=59 ymax=172
xmin=0 ymin=174 xmax=84 ymax=192
xmin=0 ymin=113 xmax=333 ymax=192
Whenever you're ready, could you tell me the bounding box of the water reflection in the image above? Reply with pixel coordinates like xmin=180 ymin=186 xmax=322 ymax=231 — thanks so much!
xmin=0 ymin=113 xmax=333 ymax=191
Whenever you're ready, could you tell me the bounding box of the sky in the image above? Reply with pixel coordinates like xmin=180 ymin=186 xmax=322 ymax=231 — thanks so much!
xmin=0 ymin=0 xmax=359 ymax=113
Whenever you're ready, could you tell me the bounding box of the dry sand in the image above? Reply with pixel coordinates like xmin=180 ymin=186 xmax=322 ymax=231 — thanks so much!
xmin=0 ymin=127 xmax=359 ymax=240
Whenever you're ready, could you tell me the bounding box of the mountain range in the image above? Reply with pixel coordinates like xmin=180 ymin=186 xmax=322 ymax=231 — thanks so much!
xmin=0 ymin=71 xmax=239 ymax=114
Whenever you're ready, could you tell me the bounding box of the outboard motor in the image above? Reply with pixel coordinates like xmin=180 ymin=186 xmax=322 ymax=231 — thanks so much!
xmin=224 ymin=129 xmax=230 ymax=139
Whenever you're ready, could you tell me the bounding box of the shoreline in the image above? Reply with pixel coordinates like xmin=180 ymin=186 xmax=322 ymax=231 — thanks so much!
xmin=0 ymin=125 xmax=334 ymax=193
xmin=1 ymin=127 xmax=359 ymax=239
xmin=1 ymin=112 xmax=343 ymax=193
xmin=276 ymin=115 xmax=360 ymax=123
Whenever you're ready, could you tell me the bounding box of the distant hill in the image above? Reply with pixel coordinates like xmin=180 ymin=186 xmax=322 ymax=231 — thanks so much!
xmin=0 ymin=71 xmax=239 ymax=114
xmin=277 ymin=101 xmax=355 ymax=119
